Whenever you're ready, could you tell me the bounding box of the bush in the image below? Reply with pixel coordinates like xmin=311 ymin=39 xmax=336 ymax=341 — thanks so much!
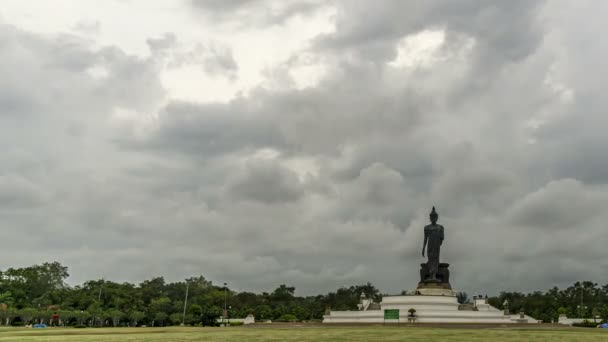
xmin=276 ymin=314 xmax=298 ymax=322
xmin=573 ymin=320 xmax=599 ymax=328
xmin=229 ymin=321 xmax=244 ymax=326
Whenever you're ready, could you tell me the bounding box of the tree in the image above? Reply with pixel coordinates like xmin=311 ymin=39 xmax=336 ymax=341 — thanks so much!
xmin=87 ymin=303 xmax=104 ymax=326
xmin=255 ymin=305 xmax=272 ymax=321
xmin=0 ymin=292 xmax=14 ymax=307
xmin=18 ymin=308 xmax=37 ymax=325
xmin=139 ymin=277 xmax=166 ymax=306
xmin=72 ymin=310 xmax=89 ymax=326
xmin=353 ymin=283 xmax=382 ymax=303
xmin=169 ymin=312 xmax=182 ymax=326
xmin=59 ymin=310 xmax=76 ymax=326
xmin=154 ymin=312 xmax=168 ymax=327
xmin=277 ymin=314 xmax=297 ymax=322
xmin=37 ymin=309 xmax=54 ymax=325
xmin=0 ymin=306 xmax=9 ymax=326
xmin=456 ymin=292 xmax=469 ymax=304
xmin=200 ymin=306 xmax=221 ymax=326
xmin=148 ymin=297 xmax=171 ymax=325
xmin=129 ymin=310 xmax=145 ymax=327
xmin=4 ymin=262 xmax=68 ymax=307
xmin=188 ymin=304 xmax=202 ymax=316
xmin=600 ymin=304 xmax=608 ymax=322
xmin=6 ymin=261 xmax=608 ymax=327
xmin=1 ymin=307 xmax=17 ymax=326
xmin=107 ymin=309 xmax=124 ymax=327
xmin=271 ymin=285 xmax=295 ymax=304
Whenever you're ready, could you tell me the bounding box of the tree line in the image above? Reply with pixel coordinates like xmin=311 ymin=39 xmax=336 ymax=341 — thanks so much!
xmin=0 ymin=262 xmax=380 ymax=326
xmin=0 ymin=262 xmax=606 ymax=326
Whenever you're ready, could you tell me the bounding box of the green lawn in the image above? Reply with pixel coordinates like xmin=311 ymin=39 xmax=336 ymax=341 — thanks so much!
xmin=0 ymin=326 xmax=606 ymax=342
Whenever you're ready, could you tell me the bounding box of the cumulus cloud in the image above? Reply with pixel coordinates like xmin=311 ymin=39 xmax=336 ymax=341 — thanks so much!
xmin=228 ymin=159 xmax=304 ymax=204
xmin=147 ymin=34 xmax=240 ymax=81
xmin=190 ymin=0 xmax=326 ymax=26
xmin=1 ymin=1 xmax=608 ymax=296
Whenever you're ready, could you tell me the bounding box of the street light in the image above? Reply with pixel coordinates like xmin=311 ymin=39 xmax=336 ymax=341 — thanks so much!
xmin=579 ymin=285 xmax=585 ymax=318
xmin=181 ymin=281 xmax=190 ymax=326
xmin=577 ymin=305 xmax=588 ymax=318
xmin=223 ymin=283 xmax=228 ymax=326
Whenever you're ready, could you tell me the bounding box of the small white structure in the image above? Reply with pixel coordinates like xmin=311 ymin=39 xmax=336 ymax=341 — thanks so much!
xmin=217 ymin=314 xmax=255 ymax=325
xmin=324 ymin=292 xmax=540 ymax=324
xmin=557 ymin=314 xmax=599 ymax=326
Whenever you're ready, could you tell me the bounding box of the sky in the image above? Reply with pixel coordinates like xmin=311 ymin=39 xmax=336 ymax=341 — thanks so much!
xmin=0 ymin=0 xmax=607 ymax=296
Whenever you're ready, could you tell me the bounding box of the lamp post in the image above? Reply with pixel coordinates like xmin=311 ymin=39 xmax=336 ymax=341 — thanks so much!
xmin=223 ymin=283 xmax=228 ymax=326
xmin=181 ymin=281 xmax=189 ymax=326
xmin=98 ymin=278 xmax=104 ymax=302
xmin=578 ymin=305 xmax=588 ymax=318
xmin=579 ymin=285 xmax=584 ymax=318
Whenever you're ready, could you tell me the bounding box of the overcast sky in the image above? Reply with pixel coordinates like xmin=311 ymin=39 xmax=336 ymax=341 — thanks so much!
xmin=1 ymin=0 xmax=607 ymax=296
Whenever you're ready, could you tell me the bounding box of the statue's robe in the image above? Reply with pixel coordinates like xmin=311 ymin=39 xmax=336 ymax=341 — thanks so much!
xmin=424 ymin=224 xmax=444 ymax=279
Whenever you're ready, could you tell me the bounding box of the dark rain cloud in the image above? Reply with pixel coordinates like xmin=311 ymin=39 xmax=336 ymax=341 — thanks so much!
xmin=1 ymin=1 xmax=608 ymax=296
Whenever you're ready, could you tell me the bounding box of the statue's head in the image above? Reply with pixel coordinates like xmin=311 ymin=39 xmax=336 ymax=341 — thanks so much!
xmin=430 ymin=206 xmax=438 ymax=224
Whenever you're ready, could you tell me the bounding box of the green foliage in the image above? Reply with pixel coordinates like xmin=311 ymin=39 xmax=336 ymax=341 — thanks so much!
xmin=322 ymin=283 xmax=381 ymax=312
xmin=573 ymin=319 xmax=599 ymax=328
xmin=271 ymin=285 xmax=295 ymax=303
xmin=73 ymin=310 xmax=89 ymax=326
xmin=188 ymin=304 xmax=202 ymax=316
xmin=0 ymin=262 xmax=68 ymax=308
xmin=487 ymin=281 xmax=608 ymax=323
xmin=107 ymin=309 xmax=124 ymax=327
xmin=276 ymin=314 xmax=297 ymax=322
xmin=153 ymin=312 xmax=168 ymax=326
xmin=169 ymin=313 xmax=182 ymax=326
xmin=17 ymin=307 xmax=37 ymax=324
xmin=128 ymin=310 xmax=145 ymax=326
xmin=456 ymin=292 xmax=469 ymax=304
xmin=0 ymin=291 xmax=14 ymax=306
xmin=5 ymin=261 xmax=608 ymax=327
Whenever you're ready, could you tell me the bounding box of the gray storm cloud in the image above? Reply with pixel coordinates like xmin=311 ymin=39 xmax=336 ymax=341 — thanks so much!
xmin=1 ymin=1 xmax=608 ymax=296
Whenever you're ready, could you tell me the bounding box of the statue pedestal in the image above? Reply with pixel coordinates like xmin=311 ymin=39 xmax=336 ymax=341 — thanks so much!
xmin=417 ymin=263 xmax=452 ymax=291
xmin=416 ymin=286 xmax=456 ymax=296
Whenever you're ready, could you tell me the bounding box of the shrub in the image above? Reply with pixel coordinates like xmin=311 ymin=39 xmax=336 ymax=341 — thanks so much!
xmin=230 ymin=321 xmax=244 ymax=326
xmin=277 ymin=314 xmax=297 ymax=322
xmin=572 ymin=320 xmax=599 ymax=328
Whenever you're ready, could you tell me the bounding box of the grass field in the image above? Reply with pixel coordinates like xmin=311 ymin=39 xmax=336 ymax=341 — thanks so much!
xmin=0 ymin=326 xmax=607 ymax=342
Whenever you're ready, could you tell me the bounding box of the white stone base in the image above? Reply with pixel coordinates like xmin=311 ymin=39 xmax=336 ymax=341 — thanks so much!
xmin=416 ymin=288 xmax=456 ymax=296
xmin=557 ymin=315 xmax=599 ymax=326
xmin=323 ymin=294 xmax=540 ymax=324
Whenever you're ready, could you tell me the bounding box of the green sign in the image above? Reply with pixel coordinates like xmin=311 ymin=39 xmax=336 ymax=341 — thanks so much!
xmin=384 ymin=309 xmax=399 ymax=320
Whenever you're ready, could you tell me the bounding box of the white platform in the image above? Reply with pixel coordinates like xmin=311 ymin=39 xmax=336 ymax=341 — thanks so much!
xmin=323 ymin=295 xmax=540 ymax=324
xmin=557 ymin=315 xmax=599 ymax=326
